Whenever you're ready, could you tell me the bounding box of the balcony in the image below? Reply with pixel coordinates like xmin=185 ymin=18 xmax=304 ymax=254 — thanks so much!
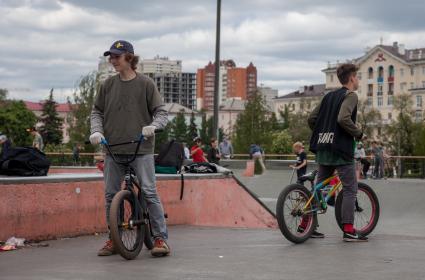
xmin=388 ymin=76 xmax=394 ymax=82
xmin=377 ymin=77 xmax=384 ymax=83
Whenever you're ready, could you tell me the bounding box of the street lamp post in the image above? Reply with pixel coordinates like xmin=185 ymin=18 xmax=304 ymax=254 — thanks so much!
xmin=213 ymin=0 xmax=221 ymax=138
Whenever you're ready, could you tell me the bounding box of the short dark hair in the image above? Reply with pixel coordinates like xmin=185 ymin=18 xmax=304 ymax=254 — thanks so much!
xmin=210 ymin=137 xmax=217 ymax=144
xmin=337 ymin=63 xmax=359 ymax=85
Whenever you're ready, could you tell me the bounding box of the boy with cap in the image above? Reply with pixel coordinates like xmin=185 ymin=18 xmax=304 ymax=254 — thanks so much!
xmin=90 ymin=40 xmax=170 ymax=257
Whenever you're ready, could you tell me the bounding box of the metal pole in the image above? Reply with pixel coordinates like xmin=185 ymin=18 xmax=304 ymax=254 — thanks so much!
xmin=213 ymin=0 xmax=221 ymax=138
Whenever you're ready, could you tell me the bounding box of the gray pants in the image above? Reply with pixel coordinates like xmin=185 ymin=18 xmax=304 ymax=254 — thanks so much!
xmin=317 ymin=164 xmax=358 ymax=224
xmin=104 ymin=154 xmax=168 ymax=239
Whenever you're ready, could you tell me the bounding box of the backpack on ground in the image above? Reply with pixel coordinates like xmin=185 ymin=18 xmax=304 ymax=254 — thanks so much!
xmin=0 ymin=147 xmax=51 ymax=176
xmin=183 ymin=162 xmax=217 ymax=174
xmin=155 ymin=139 xmax=185 ymax=174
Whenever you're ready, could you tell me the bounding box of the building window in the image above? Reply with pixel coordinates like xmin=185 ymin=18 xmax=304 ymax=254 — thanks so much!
xmin=415 ymin=111 xmax=423 ymax=122
xmin=411 ymin=67 xmax=415 ymax=76
xmin=367 ymin=84 xmax=373 ymax=96
xmin=357 ymin=72 xmax=362 ymax=80
xmin=368 ymin=67 xmax=373 ymax=79
xmin=411 ymin=82 xmax=415 ymax=89
xmin=330 ymin=74 xmax=334 ymax=82
xmin=400 ymin=68 xmax=404 ymax=77
xmin=422 ymin=81 xmax=425 ymax=88
xmin=377 ymin=96 xmax=383 ymax=107
xmin=367 ymin=97 xmax=373 ymax=106
xmin=417 ymin=95 xmax=423 ymax=107
xmin=388 ymin=65 xmax=395 ymax=77
xmin=388 ymin=96 xmax=394 ymax=106
xmin=388 ymin=112 xmax=392 ymax=120
xmin=377 ymin=84 xmax=383 ymax=95
xmin=423 ymin=66 xmax=425 ymax=75
xmin=388 ymin=83 xmax=394 ymax=95
xmin=400 ymin=83 xmax=406 ymax=92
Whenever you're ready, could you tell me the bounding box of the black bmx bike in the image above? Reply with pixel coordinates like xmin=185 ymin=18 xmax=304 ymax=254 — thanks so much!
xmin=100 ymin=133 xmax=161 ymax=260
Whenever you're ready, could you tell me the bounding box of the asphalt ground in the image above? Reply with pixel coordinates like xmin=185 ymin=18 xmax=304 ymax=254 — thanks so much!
xmin=1 ymin=169 xmax=424 ymax=280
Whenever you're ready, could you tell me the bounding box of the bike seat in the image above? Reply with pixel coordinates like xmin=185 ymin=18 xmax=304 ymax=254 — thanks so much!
xmin=297 ymin=170 xmax=318 ymax=183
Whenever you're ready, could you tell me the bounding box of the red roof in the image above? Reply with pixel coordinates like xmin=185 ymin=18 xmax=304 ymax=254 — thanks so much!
xmin=24 ymin=101 xmax=72 ymax=113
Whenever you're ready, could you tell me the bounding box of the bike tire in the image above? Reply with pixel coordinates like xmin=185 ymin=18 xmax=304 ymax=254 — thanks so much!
xmin=110 ymin=190 xmax=145 ymax=260
xmin=276 ymin=184 xmax=317 ymax=244
xmin=143 ymin=215 xmax=154 ymax=250
xmin=335 ymin=182 xmax=380 ymax=236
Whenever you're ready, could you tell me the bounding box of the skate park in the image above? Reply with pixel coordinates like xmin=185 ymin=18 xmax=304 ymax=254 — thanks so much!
xmin=1 ymin=162 xmax=424 ymax=280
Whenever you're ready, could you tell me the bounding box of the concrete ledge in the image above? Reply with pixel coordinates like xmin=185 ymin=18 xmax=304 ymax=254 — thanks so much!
xmin=0 ymin=173 xmax=276 ymax=241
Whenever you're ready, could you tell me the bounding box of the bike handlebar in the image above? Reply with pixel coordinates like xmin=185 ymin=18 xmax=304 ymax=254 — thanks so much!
xmin=86 ymin=128 xmax=164 ymax=165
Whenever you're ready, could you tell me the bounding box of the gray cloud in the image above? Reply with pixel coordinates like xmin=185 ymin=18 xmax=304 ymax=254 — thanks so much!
xmin=1 ymin=0 xmax=425 ymax=102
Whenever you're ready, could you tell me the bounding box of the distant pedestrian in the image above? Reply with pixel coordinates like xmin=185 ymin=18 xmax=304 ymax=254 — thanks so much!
xmin=0 ymin=133 xmax=12 ymax=160
xmin=207 ymin=138 xmax=221 ymax=165
xmin=191 ymin=137 xmax=208 ymax=163
xmin=289 ymin=141 xmax=307 ymax=184
xmin=182 ymin=142 xmax=190 ymax=159
xmin=219 ymin=137 xmax=233 ymax=159
xmin=249 ymin=143 xmax=266 ymax=173
xmin=27 ymin=127 xmax=44 ymax=152
xmin=371 ymin=141 xmax=382 ymax=179
xmin=72 ymin=143 xmax=81 ymax=165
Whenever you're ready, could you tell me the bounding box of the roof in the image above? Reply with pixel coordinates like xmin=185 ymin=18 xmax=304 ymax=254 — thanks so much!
xmin=163 ymin=103 xmax=197 ymax=114
xmin=323 ymin=42 xmax=425 ymax=72
xmin=274 ymin=84 xmax=326 ymax=100
xmin=24 ymin=101 xmax=72 ymax=113
xmin=219 ymin=98 xmax=246 ymax=111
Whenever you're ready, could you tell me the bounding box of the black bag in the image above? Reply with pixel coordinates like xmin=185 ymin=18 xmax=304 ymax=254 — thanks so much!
xmin=183 ymin=162 xmax=217 ymax=173
xmin=0 ymin=147 xmax=50 ymax=176
xmin=155 ymin=140 xmax=185 ymax=173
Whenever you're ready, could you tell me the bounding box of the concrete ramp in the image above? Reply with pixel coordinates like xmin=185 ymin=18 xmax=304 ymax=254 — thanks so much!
xmin=0 ymin=173 xmax=277 ymax=241
xmin=157 ymin=174 xmax=277 ymax=229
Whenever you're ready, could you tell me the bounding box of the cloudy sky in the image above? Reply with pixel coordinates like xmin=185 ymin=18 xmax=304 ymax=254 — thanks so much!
xmin=1 ymin=0 xmax=425 ymax=102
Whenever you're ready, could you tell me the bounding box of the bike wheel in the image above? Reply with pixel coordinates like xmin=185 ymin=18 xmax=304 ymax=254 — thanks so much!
xmin=276 ymin=184 xmax=317 ymax=244
xmin=335 ymin=182 xmax=380 ymax=236
xmin=110 ymin=190 xmax=144 ymax=260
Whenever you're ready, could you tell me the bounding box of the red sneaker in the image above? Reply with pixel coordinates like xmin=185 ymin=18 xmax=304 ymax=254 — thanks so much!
xmin=97 ymin=240 xmax=116 ymax=256
xmin=151 ymin=238 xmax=170 ymax=257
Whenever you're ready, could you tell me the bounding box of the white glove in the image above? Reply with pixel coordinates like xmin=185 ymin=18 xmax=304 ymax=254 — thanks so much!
xmin=89 ymin=132 xmax=105 ymax=145
xmin=142 ymin=125 xmax=156 ymax=138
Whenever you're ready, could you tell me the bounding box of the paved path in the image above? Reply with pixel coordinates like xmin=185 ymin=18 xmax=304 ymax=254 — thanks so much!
xmin=1 ymin=169 xmax=424 ymax=280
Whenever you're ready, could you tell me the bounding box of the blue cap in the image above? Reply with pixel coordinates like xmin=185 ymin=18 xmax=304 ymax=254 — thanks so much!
xmin=104 ymin=40 xmax=134 ymax=56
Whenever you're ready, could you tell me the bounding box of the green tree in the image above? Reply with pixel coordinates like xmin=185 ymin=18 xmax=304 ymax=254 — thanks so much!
xmin=154 ymin=122 xmax=172 ymax=153
xmin=0 ymin=88 xmax=7 ymax=103
xmin=386 ymin=94 xmax=415 ymax=156
xmin=0 ymin=100 xmax=37 ymax=145
xmin=39 ymin=89 xmax=63 ymax=145
xmin=186 ymin=111 xmax=198 ymax=144
xmin=270 ymin=130 xmax=293 ymax=154
xmin=233 ymin=92 xmax=274 ymax=153
xmin=199 ymin=113 xmax=209 ymax=144
xmin=68 ymin=72 xmax=99 ymax=152
xmin=413 ymin=122 xmax=425 ymax=156
xmin=357 ymin=99 xmax=382 ymax=137
xmin=171 ymin=110 xmax=187 ymax=142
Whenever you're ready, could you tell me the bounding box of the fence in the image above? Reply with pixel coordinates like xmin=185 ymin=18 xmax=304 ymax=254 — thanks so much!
xmin=44 ymin=153 xmax=425 ymax=179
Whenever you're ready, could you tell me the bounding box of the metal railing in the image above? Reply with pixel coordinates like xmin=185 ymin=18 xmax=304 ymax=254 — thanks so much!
xmin=45 ymin=153 xmax=425 ymax=179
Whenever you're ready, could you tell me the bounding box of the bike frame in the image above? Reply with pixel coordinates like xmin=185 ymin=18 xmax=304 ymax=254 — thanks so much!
xmin=302 ymin=175 xmax=342 ymax=214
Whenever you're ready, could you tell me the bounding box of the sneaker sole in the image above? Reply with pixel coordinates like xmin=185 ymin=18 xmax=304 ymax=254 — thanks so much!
xmin=343 ymin=238 xmax=368 ymax=242
xmin=151 ymin=251 xmax=171 ymax=257
xmin=311 ymin=235 xmax=325 ymax=239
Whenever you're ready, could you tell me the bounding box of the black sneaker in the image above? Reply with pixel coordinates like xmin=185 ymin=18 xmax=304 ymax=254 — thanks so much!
xmin=311 ymin=230 xmax=325 ymax=238
xmin=343 ymin=232 xmax=368 ymax=242
xmin=297 ymin=227 xmax=325 ymax=238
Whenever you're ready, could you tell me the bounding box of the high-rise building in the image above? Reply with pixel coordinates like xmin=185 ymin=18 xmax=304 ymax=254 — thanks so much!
xmin=196 ymin=60 xmax=257 ymax=110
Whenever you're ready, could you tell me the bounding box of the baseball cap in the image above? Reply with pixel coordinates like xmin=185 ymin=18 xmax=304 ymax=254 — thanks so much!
xmin=104 ymin=40 xmax=134 ymax=56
